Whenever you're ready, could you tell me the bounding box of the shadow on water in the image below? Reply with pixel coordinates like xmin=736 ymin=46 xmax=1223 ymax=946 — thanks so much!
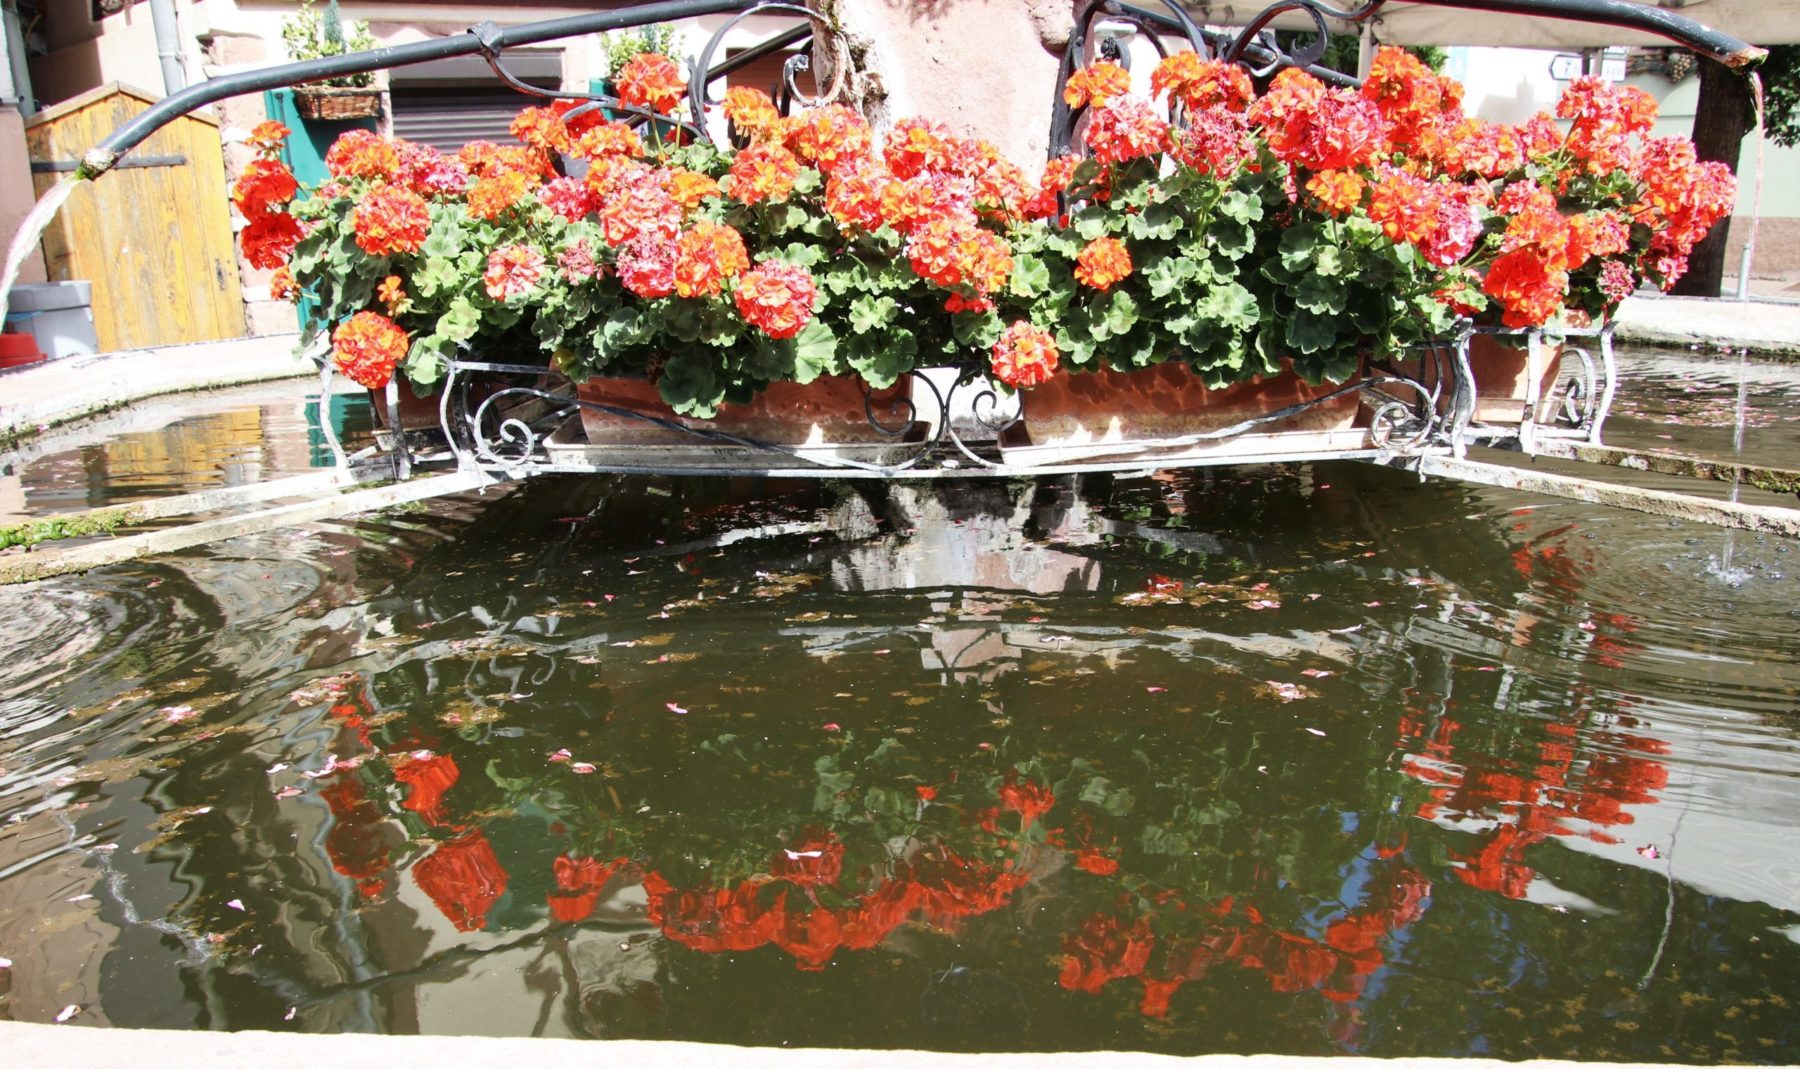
xmin=0 ymin=357 xmax=1797 ymax=1058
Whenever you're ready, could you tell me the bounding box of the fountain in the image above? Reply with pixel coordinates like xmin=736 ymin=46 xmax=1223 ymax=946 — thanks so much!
xmin=0 ymin=4 xmax=1797 ymax=1056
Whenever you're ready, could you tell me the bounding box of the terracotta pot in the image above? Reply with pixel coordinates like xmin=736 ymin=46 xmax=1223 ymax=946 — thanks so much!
xmin=1015 ymin=360 xmax=1360 ymax=447
xmin=369 ymin=376 xmax=503 ymax=433
xmin=1461 ymin=335 xmax=1566 ymax=424
xmin=576 ymin=375 xmax=906 ymax=446
xmin=1440 ymin=312 xmax=1594 ymax=425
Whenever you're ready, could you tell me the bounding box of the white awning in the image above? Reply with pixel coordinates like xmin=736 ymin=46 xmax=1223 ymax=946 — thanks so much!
xmin=1182 ymin=1 xmax=1800 ymax=47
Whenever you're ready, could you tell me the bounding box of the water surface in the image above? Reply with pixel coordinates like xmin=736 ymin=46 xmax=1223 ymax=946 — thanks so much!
xmin=0 ymin=356 xmax=1797 ymax=1059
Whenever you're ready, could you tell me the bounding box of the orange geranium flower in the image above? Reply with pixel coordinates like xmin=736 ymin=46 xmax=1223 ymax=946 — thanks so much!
xmin=1306 ymin=169 xmax=1366 ymax=216
xmin=331 ymin=311 xmax=409 ymax=389
xmin=1151 ymin=52 xmax=1253 ymax=113
xmin=351 ymin=185 xmax=431 ymax=257
xmin=825 ymin=162 xmax=890 ymax=233
xmin=232 ymin=157 xmax=298 ymax=219
xmin=723 ymin=142 xmax=803 ymax=205
xmin=884 ymin=117 xmax=957 ymax=179
xmin=734 ymin=262 xmax=817 ymax=339
xmin=1074 ymin=235 xmax=1132 ymax=291
xmin=594 ymin=177 xmax=681 ymax=247
xmin=377 ymin=274 xmax=407 ymax=315
xmin=570 ymin=121 xmax=644 ymax=162
xmin=674 ymin=221 xmax=749 ymax=298
xmin=246 ymin=120 xmax=291 ymax=152
xmin=1362 ymin=45 xmax=1463 ymax=155
xmin=269 ymin=266 xmax=297 ymax=301
xmin=666 ymin=168 xmax=721 ymax=212
xmin=1064 ymin=61 xmax=1131 ymax=110
xmin=1482 ymin=247 xmax=1567 ymax=328
xmin=510 ymin=105 xmax=571 ymax=154
xmin=990 ymin=321 xmax=1059 ymax=389
xmin=723 ymin=86 xmax=781 ymax=140
xmin=483 ymin=244 xmax=546 ymax=301
xmin=325 ymin=129 xmax=399 ymax=180
xmin=615 ymin=52 xmax=686 ymax=115
xmin=785 ymin=104 xmax=872 ymax=176
xmin=467 ymin=170 xmax=530 ymax=221
xmin=1085 ymin=98 xmax=1168 ymax=166
xmin=1366 ymin=165 xmax=1440 ymax=246
xmin=239 ymin=211 xmax=302 ymax=270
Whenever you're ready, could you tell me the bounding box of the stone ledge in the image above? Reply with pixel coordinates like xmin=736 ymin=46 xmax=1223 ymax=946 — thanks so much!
xmin=0 ymin=333 xmax=312 ymax=442
xmin=0 ymin=1021 xmax=1715 ymax=1069
xmin=1611 ymin=295 xmax=1800 ymax=358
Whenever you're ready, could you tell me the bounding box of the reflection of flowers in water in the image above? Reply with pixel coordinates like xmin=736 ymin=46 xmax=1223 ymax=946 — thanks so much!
xmin=643 ymin=843 xmax=1029 ymax=972
xmin=414 ymin=830 xmax=509 ymax=932
xmin=1062 ymin=863 xmax=1432 ymax=1017
xmin=548 ymin=854 xmax=631 ymax=923
xmin=1398 ymin=704 xmax=1670 ymax=899
xmin=393 ymin=752 xmax=460 ymax=826
xmin=319 ymin=777 xmax=391 ymax=898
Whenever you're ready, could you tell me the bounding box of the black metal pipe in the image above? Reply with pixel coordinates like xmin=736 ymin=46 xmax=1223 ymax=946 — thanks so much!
xmin=1388 ymin=0 xmax=1765 ymax=69
xmin=700 ymin=22 xmax=811 ymax=86
xmin=82 ymin=0 xmax=755 ymax=176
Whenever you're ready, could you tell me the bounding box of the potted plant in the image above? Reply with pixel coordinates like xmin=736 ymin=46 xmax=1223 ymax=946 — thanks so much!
xmin=603 ymin=24 xmax=684 ymax=87
xmin=281 ymin=0 xmax=383 ymax=120
xmin=232 ymin=47 xmax=1733 ymax=451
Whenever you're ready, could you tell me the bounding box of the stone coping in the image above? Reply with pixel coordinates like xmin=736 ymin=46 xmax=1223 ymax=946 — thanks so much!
xmin=0 ymin=333 xmax=312 ymax=441
xmin=0 ymin=1022 xmax=1745 ymax=1069
xmin=1612 ymin=295 xmax=1800 ymax=358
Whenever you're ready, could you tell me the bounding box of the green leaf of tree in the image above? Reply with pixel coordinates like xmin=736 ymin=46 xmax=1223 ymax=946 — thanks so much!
xmin=1285 ymin=307 xmax=1339 ymax=354
xmin=1009 ymin=254 xmax=1051 ymax=298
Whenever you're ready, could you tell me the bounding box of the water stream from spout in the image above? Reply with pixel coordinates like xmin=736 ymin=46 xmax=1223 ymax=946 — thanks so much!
xmin=0 ymin=176 xmax=85 ymax=325
xmin=1716 ymin=73 xmax=1767 ymax=585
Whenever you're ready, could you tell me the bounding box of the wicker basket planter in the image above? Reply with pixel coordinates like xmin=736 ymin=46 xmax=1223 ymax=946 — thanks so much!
xmin=293 ymin=87 xmax=383 ymax=121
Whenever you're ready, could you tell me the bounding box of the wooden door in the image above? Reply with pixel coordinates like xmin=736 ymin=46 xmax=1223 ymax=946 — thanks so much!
xmin=26 ymin=83 xmax=246 ymax=352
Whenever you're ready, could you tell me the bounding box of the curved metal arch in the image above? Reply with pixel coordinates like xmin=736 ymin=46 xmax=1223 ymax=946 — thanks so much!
xmin=687 ymin=2 xmax=850 ymax=122
xmin=1049 ymin=0 xmax=1214 ymax=158
xmin=1219 ymin=0 xmax=1385 ymax=66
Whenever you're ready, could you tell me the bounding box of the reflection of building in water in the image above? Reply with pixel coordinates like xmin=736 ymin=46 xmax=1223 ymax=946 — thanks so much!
xmin=831 ymin=482 xmax=1103 ymax=597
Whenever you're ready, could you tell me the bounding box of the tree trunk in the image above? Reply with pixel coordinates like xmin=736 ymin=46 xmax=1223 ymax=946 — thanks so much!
xmin=1671 ymin=58 xmax=1753 ymax=297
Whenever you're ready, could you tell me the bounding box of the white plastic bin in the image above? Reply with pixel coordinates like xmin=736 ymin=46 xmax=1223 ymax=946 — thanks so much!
xmin=4 ymin=281 xmax=99 ymax=360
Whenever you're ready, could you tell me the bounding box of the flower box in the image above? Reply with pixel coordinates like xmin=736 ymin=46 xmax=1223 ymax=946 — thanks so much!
xmin=1000 ymin=361 xmax=1364 ymax=465
xmin=1431 ymin=312 xmax=1594 ymax=426
xmin=1462 ymin=334 xmax=1565 ymax=424
xmin=549 ymin=374 xmax=926 ymax=470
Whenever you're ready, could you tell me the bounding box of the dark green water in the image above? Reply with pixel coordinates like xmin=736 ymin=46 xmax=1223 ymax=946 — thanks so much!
xmin=0 ymin=356 xmax=1798 ymax=1058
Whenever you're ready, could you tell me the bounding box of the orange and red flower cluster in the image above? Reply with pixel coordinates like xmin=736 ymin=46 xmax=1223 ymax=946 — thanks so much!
xmin=270 ymin=45 xmax=1735 ymax=403
xmin=330 ymin=310 xmax=408 ymax=389
xmin=233 ymin=122 xmax=303 ymax=271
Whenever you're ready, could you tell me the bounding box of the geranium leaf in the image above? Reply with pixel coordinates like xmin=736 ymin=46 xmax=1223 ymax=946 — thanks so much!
xmin=792 ymin=320 xmax=840 ymax=383
xmin=848 ymin=294 xmax=898 ymax=335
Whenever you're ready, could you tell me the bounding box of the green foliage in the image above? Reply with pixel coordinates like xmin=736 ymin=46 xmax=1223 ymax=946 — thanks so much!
xmin=603 ymin=23 xmax=684 ymax=78
xmin=1273 ymin=30 xmax=1446 ymax=76
xmin=1762 ymin=44 xmax=1800 ymax=149
xmin=280 ymin=0 xmax=377 ymax=88
xmin=0 ymin=508 xmax=135 ymax=549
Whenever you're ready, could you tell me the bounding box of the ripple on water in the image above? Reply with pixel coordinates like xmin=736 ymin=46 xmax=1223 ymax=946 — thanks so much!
xmin=0 ymin=364 xmax=1798 ymax=1056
